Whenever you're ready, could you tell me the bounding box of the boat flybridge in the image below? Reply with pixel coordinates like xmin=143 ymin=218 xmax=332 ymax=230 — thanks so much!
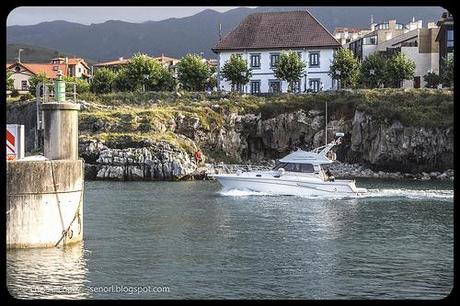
xmin=211 ymin=133 xmax=368 ymax=197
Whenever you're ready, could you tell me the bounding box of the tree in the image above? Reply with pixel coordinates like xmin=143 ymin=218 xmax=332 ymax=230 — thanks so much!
xmin=176 ymin=54 xmax=210 ymax=91
xmin=7 ymin=70 xmax=14 ymax=91
xmin=384 ymin=52 xmax=415 ymax=88
xmin=423 ymin=72 xmax=442 ymax=88
xmin=272 ymin=51 xmax=306 ymax=92
xmin=91 ymin=67 xmax=117 ymax=94
xmin=440 ymin=56 xmax=454 ymax=88
xmin=359 ymin=53 xmax=387 ymax=88
xmin=112 ymin=68 xmax=131 ymax=92
xmin=220 ymin=54 xmax=252 ymax=92
xmin=63 ymin=76 xmax=90 ymax=94
xmin=28 ymin=72 xmax=48 ymax=95
xmin=123 ymin=53 xmax=174 ymax=92
xmin=329 ymin=48 xmax=360 ymax=89
xmin=153 ymin=67 xmax=176 ymax=91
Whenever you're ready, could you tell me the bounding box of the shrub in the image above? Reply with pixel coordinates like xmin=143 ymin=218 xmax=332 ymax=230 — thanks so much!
xmin=19 ymin=93 xmax=34 ymax=102
xmin=10 ymin=89 xmax=20 ymax=97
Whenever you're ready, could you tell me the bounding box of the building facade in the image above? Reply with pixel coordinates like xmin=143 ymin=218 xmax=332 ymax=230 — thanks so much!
xmin=435 ymin=11 xmax=454 ymax=71
xmin=7 ymin=57 xmax=91 ymax=92
xmin=348 ymin=20 xmax=408 ymax=61
xmin=376 ymin=23 xmax=440 ymax=88
xmin=213 ymin=11 xmax=341 ymax=93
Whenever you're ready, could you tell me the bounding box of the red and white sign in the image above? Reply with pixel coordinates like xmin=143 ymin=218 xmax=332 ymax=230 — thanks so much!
xmin=6 ymin=124 xmax=24 ymax=161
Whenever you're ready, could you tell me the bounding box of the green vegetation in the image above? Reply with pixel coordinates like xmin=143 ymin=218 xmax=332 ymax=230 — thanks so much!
xmin=273 ymin=50 xmax=306 ymax=92
xmin=384 ymin=52 xmax=416 ymax=88
xmin=359 ymin=53 xmax=387 ymax=89
xmin=28 ymin=72 xmax=48 ymax=95
xmin=63 ymin=76 xmax=90 ymax=93
xmin=176 ymin=54 xmax=211 ymax=91
xmin=91 ymin=67 xmax=117 ymax=94
xmin=7 ymin=70 xmax=14 ymax=91
xmin=78 ymin=89 xmax=453 ymax=147
xmin=329 ymin=48 xmax=361 ymax=88
xmin=440 ymin=56 xmax=454 ymax=88
xmin=423 ymin=72 xmax=442 ymax=88
xmin=220 ymin=54 xmax=252 ymax=91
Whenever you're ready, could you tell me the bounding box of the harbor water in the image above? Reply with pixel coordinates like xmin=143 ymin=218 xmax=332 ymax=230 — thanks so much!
xmin=7 ymin=179 xmax=453 ymax=299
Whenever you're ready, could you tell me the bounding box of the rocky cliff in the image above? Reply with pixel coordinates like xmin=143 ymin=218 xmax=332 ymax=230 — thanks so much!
xmin=8 ymin=90 xmax=453 ymax=181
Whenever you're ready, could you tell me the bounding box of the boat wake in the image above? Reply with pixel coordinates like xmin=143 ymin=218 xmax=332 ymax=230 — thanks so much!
xmin=218 ymin=189 xmax=271 ymax=197
xmin=365 ymin=188 xmax=454 ymax=201
xmin=217 ymin=188 xmax=453 ymax=201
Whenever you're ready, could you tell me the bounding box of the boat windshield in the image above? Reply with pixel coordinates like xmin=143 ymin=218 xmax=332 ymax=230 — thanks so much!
xmin=273 ymin=162 xmax=314 ymax=173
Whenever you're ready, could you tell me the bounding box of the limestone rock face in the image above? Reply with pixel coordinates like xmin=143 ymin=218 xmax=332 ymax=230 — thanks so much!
xmin=82 ymin=141 xmax=197 ymax=181
xmin=350 ymin=111 xmax=454 ymax=172
xmin=79 ymin=108 xmax=453 ymax=179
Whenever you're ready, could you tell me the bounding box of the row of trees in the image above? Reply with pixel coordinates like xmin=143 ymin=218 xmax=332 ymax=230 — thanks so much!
xmin=91 ymin=53 xmax=216 ymax=94
xmin=7 ymin=49 xmax=453 ymax=97
xmin=220 ymin=49 xmax=454 ymax=91
xmin=329 ymin=49 xmax=417 ymax=88
xmin=330 ymin=48 xmax=454 ymax=89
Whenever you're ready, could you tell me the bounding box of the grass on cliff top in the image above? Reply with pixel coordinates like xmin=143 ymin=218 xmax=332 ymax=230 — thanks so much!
xmin=78 ymin=88 xmax=453 ymax=129
xmin=80 ymin=131 xmax=197 ymax=154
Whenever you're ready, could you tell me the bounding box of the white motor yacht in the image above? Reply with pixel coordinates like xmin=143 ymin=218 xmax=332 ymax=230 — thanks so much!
xmin=211 ymin=133 xmax=367 ymax=197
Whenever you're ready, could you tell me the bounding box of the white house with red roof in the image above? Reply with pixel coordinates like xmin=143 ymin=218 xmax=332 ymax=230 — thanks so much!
xmin=7 ymin=57 xmax=91 ymax=92
xmin=212 ymin=10 xmax=341 ymax=94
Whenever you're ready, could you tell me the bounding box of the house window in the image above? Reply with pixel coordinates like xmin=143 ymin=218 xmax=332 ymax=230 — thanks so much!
xmin=78 ymin=67 xmax=82 ymax=73
xmin=309 ymin=53 xmax=320 ymax=67
xmin=53 ymin=66 xmax=59 ymax=71
xmin=268 ymin=80 xmax=281 ymax=93
xmin=15 ymin=66 xmax=21 ymax=72
xmin=447 ymin=30 xmax=454 ymax=48
xmin=250 ymin=80 xmax=261 ymax=94
xmin=21 ymin=80 xmax=28 ymax=90
xmin=270 ymin=54 xmax=280 ymax=68
xmin=309 ymin=79 xmax=320 ymax=92
xmin=250 ymin=54 xmax=261 ymax=68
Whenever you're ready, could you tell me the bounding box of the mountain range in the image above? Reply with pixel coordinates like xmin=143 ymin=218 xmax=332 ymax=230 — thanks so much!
xmin=7 ymin=6 xmax=445 ymax=62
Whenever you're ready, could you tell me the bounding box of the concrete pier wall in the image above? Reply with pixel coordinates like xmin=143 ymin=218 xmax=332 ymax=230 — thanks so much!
xmin=7 ymin=160 xmax=84 ymax=248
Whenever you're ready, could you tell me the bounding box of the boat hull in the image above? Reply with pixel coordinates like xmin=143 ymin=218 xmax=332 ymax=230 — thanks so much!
xmin=212 ymin=174 xmax=367 ymax=197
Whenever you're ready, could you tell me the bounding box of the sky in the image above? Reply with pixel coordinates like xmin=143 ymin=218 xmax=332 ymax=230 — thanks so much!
xmin=7 ymin=7 xmax=247 ymax=26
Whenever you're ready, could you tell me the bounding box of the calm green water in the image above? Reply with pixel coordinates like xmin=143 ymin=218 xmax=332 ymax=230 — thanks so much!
xmin=7 ymin=179 xmax=453 ymax=299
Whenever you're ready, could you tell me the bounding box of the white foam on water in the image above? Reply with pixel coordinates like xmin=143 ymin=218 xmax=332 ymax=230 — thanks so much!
xmin=217 ymin=188 xmax=453 ymax=201
xmin=218 ymin=188 xmax=271 ymax=197
xmin=364 ymin=188 xmax=454 ymax=201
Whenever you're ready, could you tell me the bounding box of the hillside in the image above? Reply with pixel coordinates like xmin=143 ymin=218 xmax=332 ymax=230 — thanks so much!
xmin=7 ymin=6 xmax=444 ymax=61
xmin=6 ymin=43 xmax=97 ymax=65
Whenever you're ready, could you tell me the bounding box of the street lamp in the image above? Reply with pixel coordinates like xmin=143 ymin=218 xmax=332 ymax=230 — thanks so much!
xmin=17 ymin=48 xmax=24 ymax=63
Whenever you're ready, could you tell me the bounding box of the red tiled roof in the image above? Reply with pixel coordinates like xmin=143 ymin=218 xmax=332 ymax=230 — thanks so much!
xmin=7 ymin=62 xmax=68 ymax=79
xmin=67 ymin=58 xmax=90 ymax=69
xmin=213 ymin=10 xmax=340 ymax=51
